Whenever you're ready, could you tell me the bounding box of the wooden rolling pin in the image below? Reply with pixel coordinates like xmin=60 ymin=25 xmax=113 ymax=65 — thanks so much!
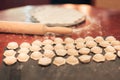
xmin=0 ymin=21 xmax=73 ymax=35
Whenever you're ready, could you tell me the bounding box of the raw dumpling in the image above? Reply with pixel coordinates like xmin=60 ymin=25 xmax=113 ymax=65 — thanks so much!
xmin=104 ymin=52 xmax=116 ymax=61
xmin=65 ymin=43 xmax=75 ymax=49
xmin=114 ymin=45 xmax=120 ymax=51
xmin=84 ymin=36 xmax=94 ymax=42
xmin=30 ymin=45 xmax=41 ymax=51
xmin=78 ymin=55 xmax=92 ymax=63
xmin=91 ymin=46 xmax=103 ymax=54
xmin=67 ymin=49 xmax=79 ymax=56
xmin=42 ymin=39 xmax=53 ymax=45
xmin=64 ymin=37 xmax=74 ymax=44
xmin=94 ymin=36 xmax=104 ymax=43
xmin=43 ymin=50 xmax=55 ymax=58
xmin=93 ymin=54 xmax=105 ymax=62
xmin=53 ymin=57 xmax=66 ymax=66
xmin=3 ymin=50 xmax=16 ymax=57
xmin=18 ymin=48 xmax=30 ymax=54
xmin=117 ymin=51 xmax=120 ymax=57
xmin=66 ymin=56 xmax=79 ymax=65
xmin=54 ymin=38 xmax=63 ymax=44
xmin=75 ymin=38 xmax=85 ymax=43
xmin=85 ymin=41 xmax=97 ymax=48
xmin=54 ymin=44 xmax=64 ymax=50
xmin=55 ymin=49 xmax=67 ymax=56
xmin=17 ymin=53 xmax=29 ymax=62
xmin=111 ymin=40 xmax=120 ymax=46
xmin=104 ymin=46 xmax=116 ymax=53
xmin=3 ymin=56 xmax=17 ymax=65
xmin=99 ymin=41 xmax=110 ymax=47
xmin=7 ymin=42 xmax=18 ymax=49
xmin=32 ymin=40 xmax=42 ymax=46
xmin=105 ymin=36 xmax=116 ymax=42
xmin=43 ymin=44 xmax=54 ymax=50
xmin=38 ymin=57 xmax=52 ymax=66
xmin=79 ymin=48 xmax=90 ymax=55
xmin=30 ymin=51 xmax=43 ymax=60
xmin=75 ymin=42 xmax=85 ymax=49
xmin=20 ymin=42 xmax=31 ymax=48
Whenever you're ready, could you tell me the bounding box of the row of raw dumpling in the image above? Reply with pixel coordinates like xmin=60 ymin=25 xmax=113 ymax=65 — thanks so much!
xmin=6 ymin=36 xmax=120 ymax=51
xmin=3 ymin=36 xmax=120 ymax=66
xmin=3 ymin=49 xmax=120 ymax=66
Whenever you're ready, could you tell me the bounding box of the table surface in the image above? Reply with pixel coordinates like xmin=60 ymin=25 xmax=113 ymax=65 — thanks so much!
xmin=0 ymin=4 xmax=120 ymax=80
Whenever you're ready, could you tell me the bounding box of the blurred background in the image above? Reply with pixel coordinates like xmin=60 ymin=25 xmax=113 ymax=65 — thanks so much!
xmin=0 ymin=0 xmax=120 ymax=10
